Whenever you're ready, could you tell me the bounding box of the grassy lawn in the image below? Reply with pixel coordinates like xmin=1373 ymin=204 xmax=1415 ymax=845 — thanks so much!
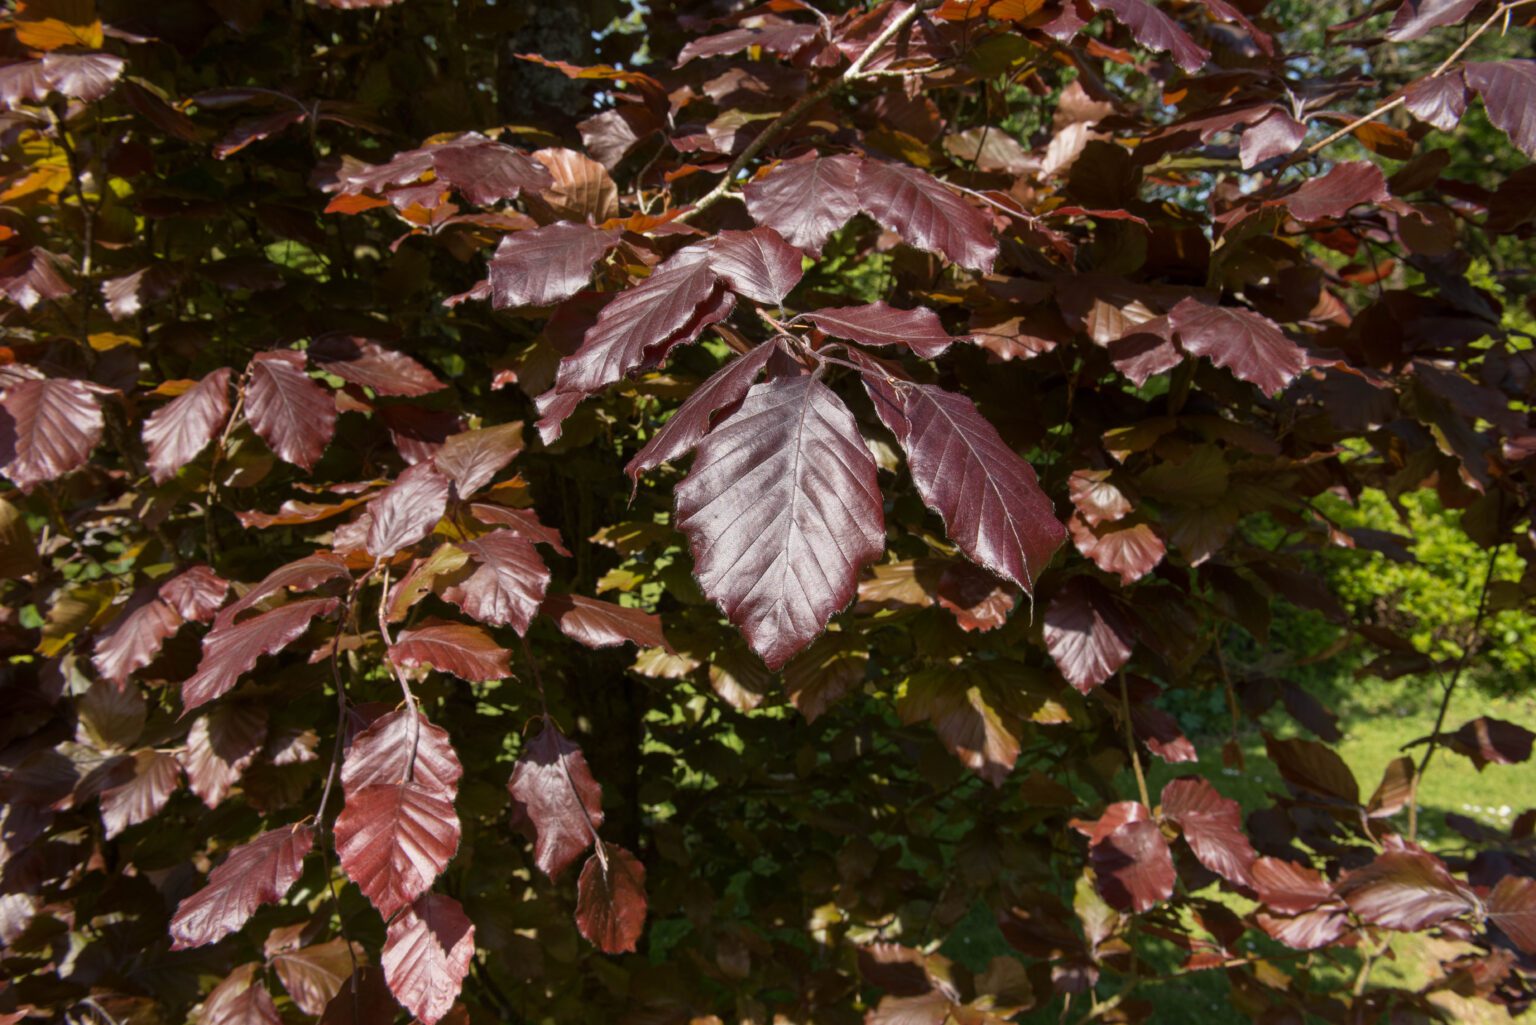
xmin=944 ymin=674 xmax=1536 ymax=1023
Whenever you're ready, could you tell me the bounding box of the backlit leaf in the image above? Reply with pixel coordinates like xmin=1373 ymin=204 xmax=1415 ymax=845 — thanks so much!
xmin=1042 ymin=577 xmax=1135 ymax=693
xmin=342 ymin=709 xmax=463 ymax=800
xmin=182 ymin=703 xmax=268 ymax=808
xmin=1084 ymin=0 xmax=1209 ymax=72
xmin=1336 ymin=841 xmax=1476 ymax=930
xmin=575 ymin=843 xmax=647 ymax=953
xmin=1465 ymin=62 xmax=1536 ymax=158
xmin=1160 ymin=777 xmax=1256 ymax=887
xmin=1089 ymin=818 xmax=1176 ymax=913
xmin=507 ymin=720 xmax=604 ymax=880
xmin=336 ymin=782 xmax=461 ymax=918
xmin=382 ymin=893 xmax=475 ymax=1025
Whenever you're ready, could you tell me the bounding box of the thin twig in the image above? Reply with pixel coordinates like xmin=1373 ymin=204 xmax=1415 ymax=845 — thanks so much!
xmin=1407 ymin=542 xmax=1502 ymax=838
xmin=1119 ymin=672 xmax=1151 ymax=809
xmin=681 ymin=0 xmax=943 ymax=220
xmin=375 ymin=561 xmax=421 ymax=777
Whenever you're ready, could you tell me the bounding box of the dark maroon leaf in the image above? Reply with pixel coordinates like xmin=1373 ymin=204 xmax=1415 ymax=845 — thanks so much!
xmin=709 ymin=227 xmax=806 ymax=305
xmin=214 ymin=553 xmax=350 ymax=631
xmin=742 ymin=154 xmax=862 ymax=255
xmin=1337 ymin=841 xmax=1476 ymax=929
xmin=1256 ymin=907 xmax=1349 ymax=950
xmin=92 ymin=590 xmax=181 ymax=690
xmin=245 ymin=351 xmax=337 ymax=471
xmin=99 ymin=749 xmax=181 ymax=838
xmin=1387 ymin=0 xmax=1481 ymax=40
xmin=467 ymin=503 xmax=571 ymax=556
xmin=271 ymin=938 xmax=361 ymax=1016
xmin=677 ymin=23 xmax=821 ymax=65
xmin=542 ymin=593 xmax=673 ymax=651
xmin=381 ymin=893 xmax=475 ymax=1025
xmin=434 ymin=423 xmax=524 ymax=499
xmin=0 ymin=377 xmax=105 ymax=492
xmin=319 ymin=966 xmax=396 ymax=1025
xmin=899 ymin=664 xmax=1022 ymax=786
xmin=1487 ymin=876 xmax=1536 ymax=953
xmin=430 ymin=133 xmax=553 ymax=206
xmin=804 ymin=302 xmax=961 ymax=360
xmin=160 ymin=565 xmax=230 ymax=622
xmin=1161 ymin=777 xmax=1256 ymax=887
xmin=1169 ymin=298 xmax=1306 ymax=394
xmin=489 ymin=223 xmax=620 ymax=310
xmin=336 ymin=781 xmax=461 ymax=918
xmin=366 ymin=461 xmax=450 ymax=559
xmin=1252 ymin=856 xmax=1335 ymax=913
xmin=575 ymin=842 xmax=648 ymax=954
xmin=1240 ymin=108 xmax=1307 ymax=169
xmin=855 ymin=159 xmax=997 ymax=272
xmin=625 ymin=341 xmax=779 ymax=483
xmin=380 ymin=404 xmax=463 ymax=465
xmin=389 ymin=621 xmax=511 ymax=681
xmin=579 ymin=106 xmax=656 ymax=168
xmin=864 ymin=374 xmax=1063 ymax=596
xmin=441 ymin=530 xmax=550 ymax=634
xmin=783 ymin=631 xmax=869 ymax=723
xmin=1404 ymin=71 xmax=1469 ymax=132
xmin=1444 ymin=716 xmax=1535 ymax=768
xmin=170 ymin=824 xmax=314 ymax=948
xmin=308 ymin=335 xmax=445 ymax=398
xmin=675 ymin=374 xmax=885 ymax=669
xmin=507 ymin=720 xmax=604 ymax=880
xmin=1090 ymin=818 xmax=1176 ymax=913
xmin=181 ymin=598 xmax=339 ymax=713
xmin=0 ymin=247 xmax=73 ymax=310
xmin=1286 ymin=160 xmax=1390 ymax=222
xmin=1264 ymin=735 xmax=1359 ymax=804
xmin=214 ymin=109 xmax=308 ymax=159
xmin=1084 ymin=0 xmax=1210 ymax=72
xmin=342 ymin=709 xmax=463 ymax=800
xmin=182 ymin=703 xmax=268 ymax=808
xmin=202 ymin=963 xmax=281 ymax=1025
xmin=1466 ymin=61 xmax=1536 ymax=158
xmin=1042 ymin=577 xmax=1135 ymax=694
xmin=142 ymin=368 xmax=232 ymax=483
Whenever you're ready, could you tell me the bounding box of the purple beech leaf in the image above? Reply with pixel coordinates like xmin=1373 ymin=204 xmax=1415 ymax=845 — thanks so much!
xmin=1486 ymin=876 xmax=1536 ymax=953
xmin=92 ymin=589 xmax=182 ymax=690
xmin=318 ymin=966 xmax=395 ymax=1025
xmin=804 ymin=302 xmax=961 ymax=359
xmin=214 ymin=109 xmax=308 ymax=159
xmin=440 ymin=530 xmax=550 ymax=634
xmin=142 ymin=368 xmax=232 ymax=483
xmin=1160 ymin=777 xmax=1257 ymax=887
xmin=507 ymin=721 xmax=604 ymax=880
xmin=430 ymin=133 xmax=553 ymax=206
xmin=99 ymin=749 xmax=182 ymax=838
xmin=433 ymin=422 xmax=524 ymax=499
xmin=1042 ymin=577 xmax=1135 ymax=693
xmin=336 ymin=782 xmax=461 ymax=919
xmin=245 ymin=351 xmax=337 ymax=471
xmin=1069 ymin=515 xmax=1166 ymax=585
xmin=625 ymin=341 xmax=780 ymax=483
xmin=160 ymin=565 xmax=230 ymax=622
xmin=899 ymin=664 xmax=1022 ymax=786
xmin=742 ymin=154 xmax=862 ymax=256
xmin=489 ymin=223 xmax=620 ymax=310
xmin=575 ymin=843 xmax=648 ymax=954
xmin=1443 ymin=716 xmax=1535 ymax=768
xmin=1264 ymin=734 xmax=1360 ymax=803
xmin=783 ymin=632 xmax=869 ymax=723
xmin=39 ymin=51 xmax=126 ymax=102
xmin=861 ymin=370 xmax=1063 ymax=597
xmin=307 ymin=335 xmax=445 ymax=398
xmin=1387 ymin=0 xmax=1482 ymax=41
xmin=708 ymin=227 xmax=806 ymax=305
xmin=1403 ymin=71 xmax=1468 ymax=132
xmin=381 ymin=893 xmax=475 ymax=1025
xmin=1240 ymin=108 xmax=1307 ymax=169
xmin=1168 ymin=298 xmax=1306 ymax=395
xmin=169 ymin=824 xmax=314 ymax=949
xmin=1090 ymin=818 xmax=1176 ymax=913
xmin=855 ymin=159 xmax=997 ymax=272
xmin=1252 ymin=857 xmax=1336 ymax=914
xmin=213 ymin=553 xmax=350 ymax=631
xmin=1465 ymin=61 xmax=1536 ymax=158
xmin=342 ymin=709 xmax=463 ymax=800
xmin=1084 ymin=0 xmax=1209 ymax=72
xmin=366 ymin=461 xmax=451 ymax=559
xmin=674 ymin=375 xmax=885 ymax=669
xmin=389 ymin=621 xmax=511 ymax=681
xmin=0 ymin=247 xmax=73 ymax=310
xmin=1285 ymin=160 xmax=1390 ymax=222
xmin=468 ymin=503 xmax=571 ymax=556
xmin=182 ymin=704 xmax=268 ymax=808
xmin=181 ymin=598 xmax=339 ymax=713
xmin=1336 ymin=841 xmax=1477 ymax=930
xmin=271 ymin=938 xmax=363 ymax=1016
xmin=0 ymin=377 xmax=105 ymax=492
xmin=676 ymin=23 xmax=821 ymax=65
xmin=540 ymin=593 xmax=673 ymax=652
xmin=1257 ymin=907 xmax=1349 ymax=950
xmin=201 ymin=963 xmax=281 ymax=1025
